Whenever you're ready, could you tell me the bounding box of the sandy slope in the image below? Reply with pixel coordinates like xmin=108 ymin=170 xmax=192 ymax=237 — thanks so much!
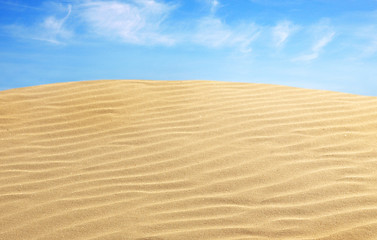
xmin=0 ymin=80 xmax=377 ymax=240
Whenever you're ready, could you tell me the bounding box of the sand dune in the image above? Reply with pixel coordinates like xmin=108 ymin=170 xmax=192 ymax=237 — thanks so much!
xmin=1 ymin=80 xmax=377 ymax=240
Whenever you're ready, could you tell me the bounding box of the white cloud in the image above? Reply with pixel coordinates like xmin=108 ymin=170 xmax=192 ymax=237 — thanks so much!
xmin=79 ymin=0 xmax=175 ymax=45
xmin=193 ymin=17 xmax=260 ymax=53
xmin=0 ymin=0 xmax=42 ymax=10
xmin=209 ymin=0 xmax=219 ymax=13
xmin=312 ymin=31 xmax=335 ymax=52
xmin=4 ymin=4 xmax=73 ymax=44
xmin=294 ymin=20 xmax=335 ymax=62
xmin=2 ymin=0 xmax=347 ymax=58
xmin=272 ymin=20 xmax=299 ymax=47
xmin=200 ymin=0 xmax=220 ymax=13
xmin=34 ymin=5 xmax=72 ymax=43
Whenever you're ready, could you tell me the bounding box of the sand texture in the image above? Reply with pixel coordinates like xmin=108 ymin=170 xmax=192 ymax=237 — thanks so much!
xmin=1 ymin=80 xmax=377 ymax=240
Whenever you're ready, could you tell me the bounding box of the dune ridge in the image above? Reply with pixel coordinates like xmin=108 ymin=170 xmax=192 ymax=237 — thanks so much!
xmin=1 ymin=80 xmax=377 ymax=240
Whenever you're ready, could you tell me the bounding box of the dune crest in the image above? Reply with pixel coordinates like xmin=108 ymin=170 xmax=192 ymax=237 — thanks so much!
xmin=1 ymin=80 xmax=377 ymax=240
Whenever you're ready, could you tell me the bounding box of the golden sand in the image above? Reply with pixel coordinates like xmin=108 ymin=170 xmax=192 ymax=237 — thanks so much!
xmin=1 ymin=80 xmax=377 ymax=240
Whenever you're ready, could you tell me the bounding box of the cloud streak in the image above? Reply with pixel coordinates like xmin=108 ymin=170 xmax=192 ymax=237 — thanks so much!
xmin=272 ymin=20 xmax=299 ymax=47
xmin=4 ymin=0 xmax=376 ymax=60
xmin=294 ymin=19 xmax=335 ymax=61
xmin=0 ymin=0 xmax=42 ymax=10
xmin=193 ymin=17 xmax=259 ymax=53
xmin=34 ymin=4 xmax=72 ymax=44
xmin=79 ymin=0 xmax=175 ymax=45
xmin=4 ymin=3 xmax=72 ymax=44
xmin=209 ymin=0 xmax=219 ymax=13
xmin=294 ymin=32 xmax=335 ymax=61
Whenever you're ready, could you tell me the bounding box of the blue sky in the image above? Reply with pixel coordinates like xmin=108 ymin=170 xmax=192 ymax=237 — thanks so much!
xmin=1 ymin=0 xmax=377 ymax=95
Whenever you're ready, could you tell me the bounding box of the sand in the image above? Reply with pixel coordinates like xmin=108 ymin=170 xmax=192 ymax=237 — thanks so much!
xmin=0 ymin=80 xmax=377 ymax=240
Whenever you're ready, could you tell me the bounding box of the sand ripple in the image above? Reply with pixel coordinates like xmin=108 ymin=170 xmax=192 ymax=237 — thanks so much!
xmin=1 ymin=80 xmax=377 ymax=240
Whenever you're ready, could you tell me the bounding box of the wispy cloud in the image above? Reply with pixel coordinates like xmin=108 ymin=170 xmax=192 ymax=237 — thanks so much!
xmin=0 ymin=0 xmax=42 ymax=10
xmin=294 ymin=20 xmax=335 ymax=61
xmin=184 ymin=0 xmax=259 ymax=53
xmin=4 ymin=3 xmax=72 ymax=44
xmin=312 ymin=31 xmax=335 ymax=52
xmin=209 ymin=0 xmax=219 ymax=13
xmin=5 ymin=0 xmax=373 ymax=60
xmin=193 ymin=17 xmax=259 ymax=53
xmin=79 ymin=0 xmax=175 ymax=45
xmin=199 ymin=0 xmax=220 ymax=14
xmin=35 ymin=4 xmax=72 ymax=43
xmin=294 ymin=32 xmax=335 ymax=61
xmin=272 ymin=20 xmax=299 ymax=48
